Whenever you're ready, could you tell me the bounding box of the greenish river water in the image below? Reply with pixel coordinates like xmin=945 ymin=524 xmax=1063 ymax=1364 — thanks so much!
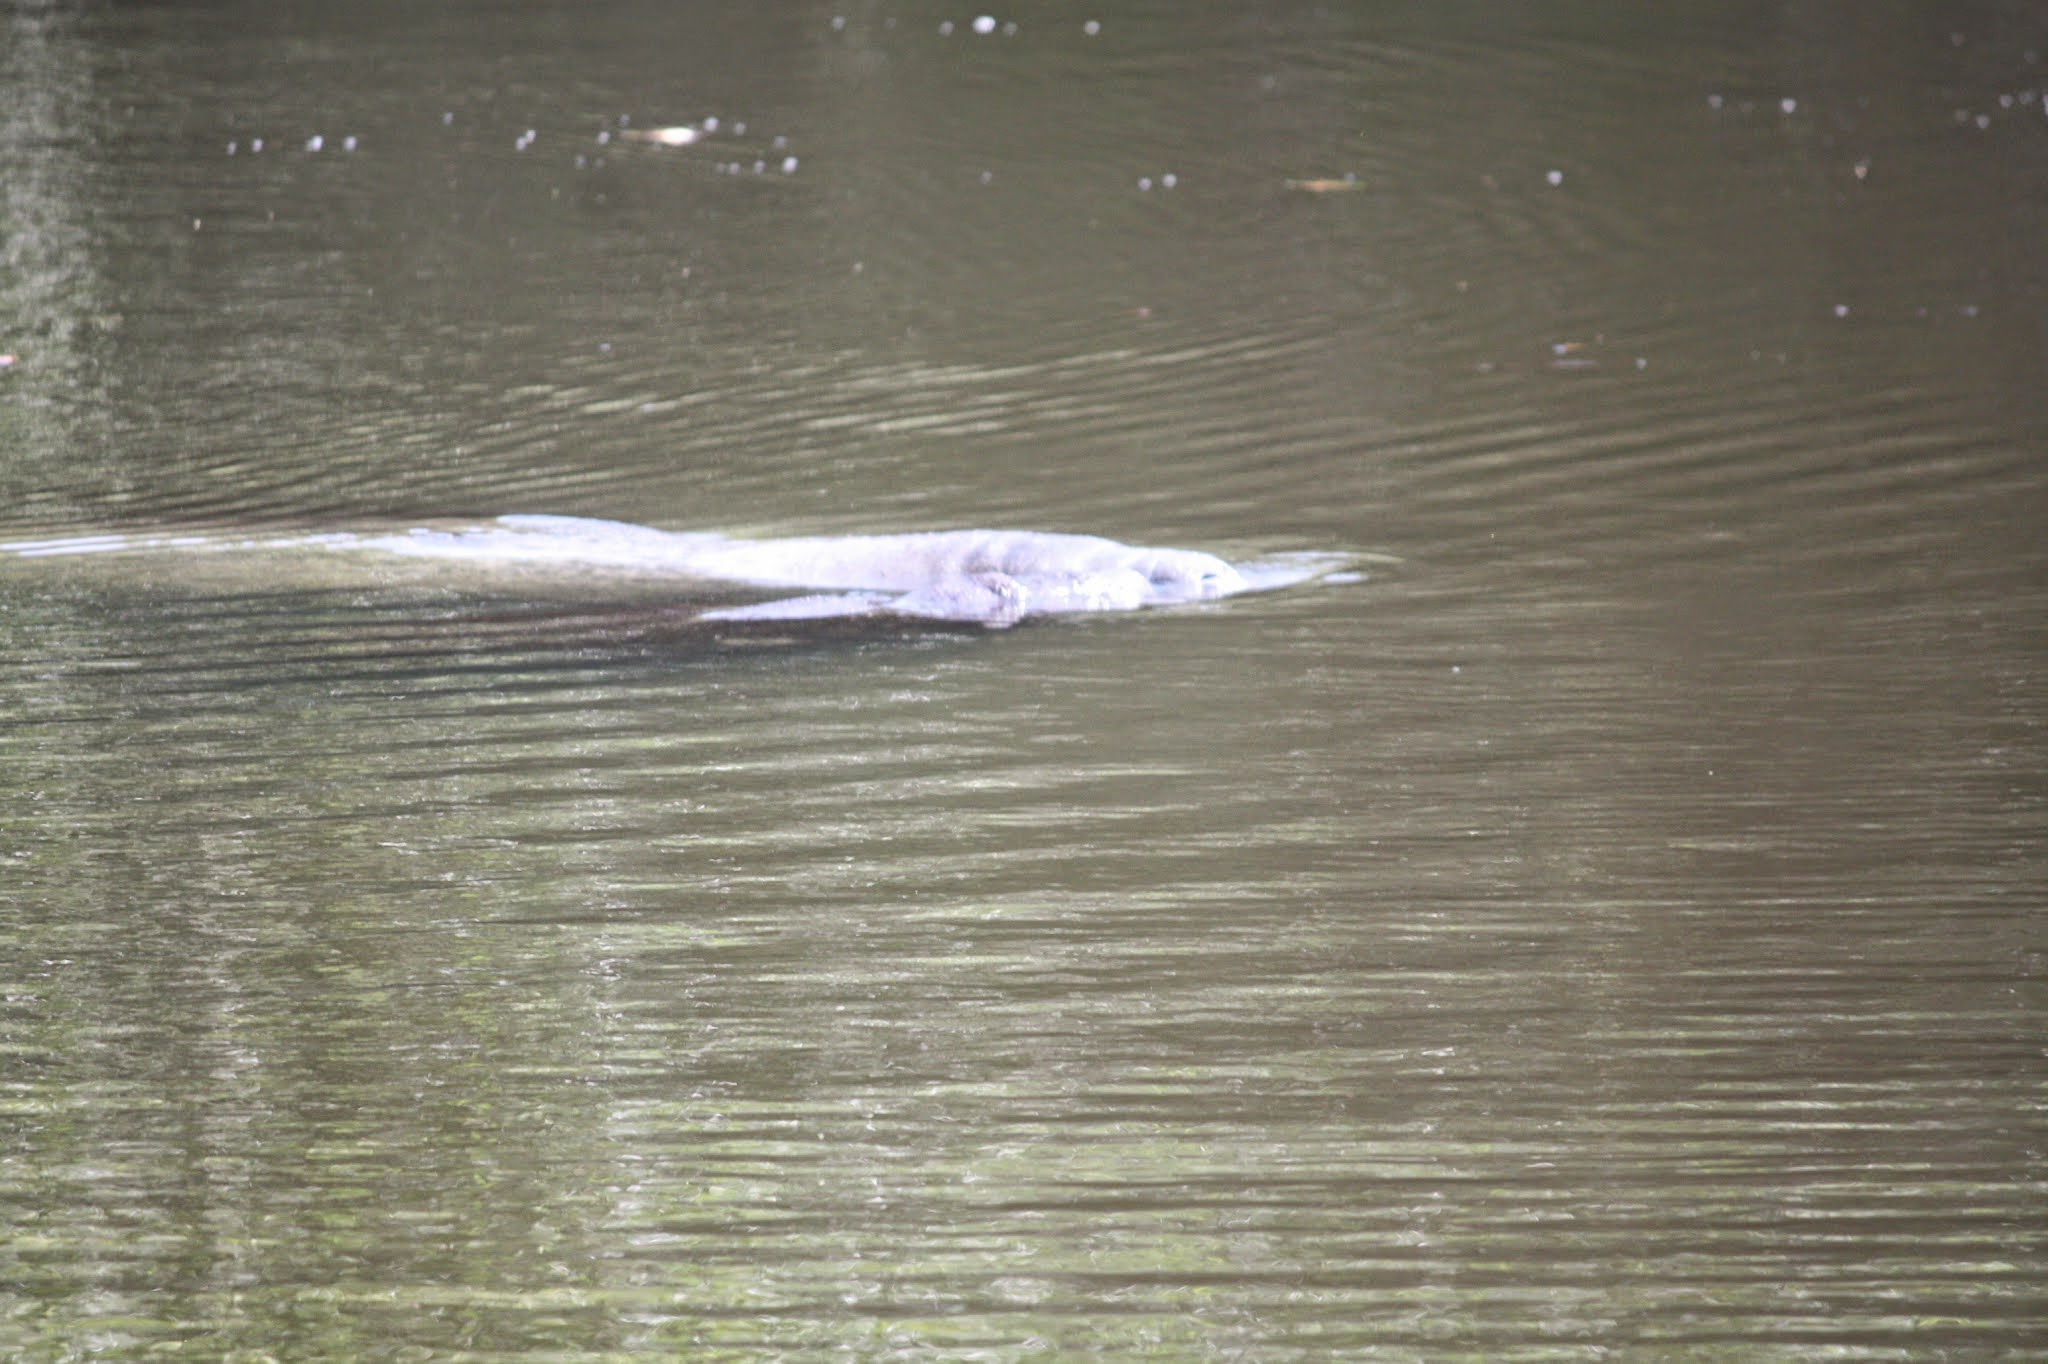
xmin=3 ymin=1 xmax=2043 ymax=1357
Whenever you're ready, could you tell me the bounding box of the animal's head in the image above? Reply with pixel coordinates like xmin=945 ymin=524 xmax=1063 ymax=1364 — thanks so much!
xmin=1134 ymin=549 xmax=1248 ymax=603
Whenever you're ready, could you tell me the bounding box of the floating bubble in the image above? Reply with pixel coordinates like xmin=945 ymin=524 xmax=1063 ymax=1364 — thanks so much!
xmin=973 ymin=15 xmax=996 ymax=35
xmin=1084 ymin=20 xmax=1101 ymax=36
xmin=1545 ymin=169 xmax=1563 ymax=186
xmin=305 ymin=134 xmax=323 ymax=152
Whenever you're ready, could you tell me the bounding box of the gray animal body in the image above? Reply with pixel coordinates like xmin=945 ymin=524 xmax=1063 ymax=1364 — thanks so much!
xmin=3 ymin=515 xmax=1347 ymax=624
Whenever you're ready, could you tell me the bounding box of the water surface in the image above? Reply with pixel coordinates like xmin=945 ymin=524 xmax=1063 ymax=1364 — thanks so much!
xmin=2 ymin=0 xmax=2044 ymax=1356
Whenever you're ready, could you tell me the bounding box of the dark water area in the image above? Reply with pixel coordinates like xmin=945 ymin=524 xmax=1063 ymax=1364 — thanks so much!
xmin=3 ymin=0 xmax=2045 ymax=1357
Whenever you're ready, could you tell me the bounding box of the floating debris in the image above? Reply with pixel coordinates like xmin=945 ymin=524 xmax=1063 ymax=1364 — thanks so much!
xmin=619 ymin=126 xmax=702 ymax=146
xmin=1547 ymin=340 xmax=1600 ymax=371
xmin=1284 ymin=175 xmax=1361 ymax=193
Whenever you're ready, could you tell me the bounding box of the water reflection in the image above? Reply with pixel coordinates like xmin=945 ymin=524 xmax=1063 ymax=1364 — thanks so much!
xmin=0 ymin=3 xmax=117 ymax=522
